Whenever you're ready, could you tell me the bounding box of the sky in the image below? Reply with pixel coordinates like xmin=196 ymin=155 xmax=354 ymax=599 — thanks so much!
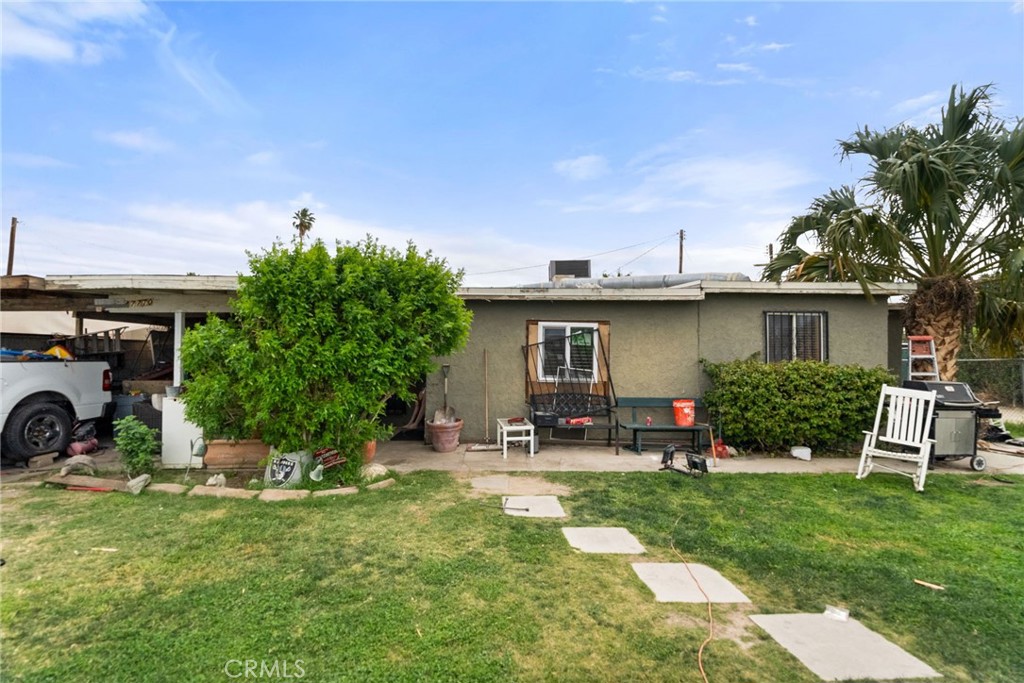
xmin=2 ymin=1 xmax=1022 ymax=287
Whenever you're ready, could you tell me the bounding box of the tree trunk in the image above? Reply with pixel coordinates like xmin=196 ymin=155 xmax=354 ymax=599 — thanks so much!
xmin=904 ymin=278 xmax=976 ymax=381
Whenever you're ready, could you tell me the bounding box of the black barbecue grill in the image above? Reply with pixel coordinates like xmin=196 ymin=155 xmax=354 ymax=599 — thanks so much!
xmin=902 ymin=380 xmax=1002 ymax=471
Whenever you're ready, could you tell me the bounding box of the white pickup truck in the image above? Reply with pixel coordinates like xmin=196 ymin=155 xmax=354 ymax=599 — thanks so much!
xmin=0 ymin=354 xmax=114 ymax=462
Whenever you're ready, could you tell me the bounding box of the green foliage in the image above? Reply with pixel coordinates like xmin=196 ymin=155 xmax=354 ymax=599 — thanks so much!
xmin=702 ymin=359 xmax=896 ymax=451
xmin=181 ymin=233 xmax=472 ymax=462
xmin=761 ymin=84 xmax=1024 ymax=363
xmin=179 ymin=315 xmax=251 ymax=440
xmin=112 ymin=415 xmax=160 ymax=477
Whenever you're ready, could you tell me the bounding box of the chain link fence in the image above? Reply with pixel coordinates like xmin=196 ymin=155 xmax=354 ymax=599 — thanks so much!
xmin=957 ymin=358 xmax=1024 ymax=408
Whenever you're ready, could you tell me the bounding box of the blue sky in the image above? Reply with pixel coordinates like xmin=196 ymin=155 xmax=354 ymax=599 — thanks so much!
xmin=3 ymin=1 xmax=1022 ymax=286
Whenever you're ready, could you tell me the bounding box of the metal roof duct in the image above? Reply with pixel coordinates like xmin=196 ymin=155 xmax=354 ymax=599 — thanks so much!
xmin=520 ymin=272 xmax=751 ymax=289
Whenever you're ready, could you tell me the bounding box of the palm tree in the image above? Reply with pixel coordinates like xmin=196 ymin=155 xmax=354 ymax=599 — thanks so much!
xmin=763 ymin=84 xmax=1024 ymax=379
xmin=292 ymin=208 xmax=316 ymax=246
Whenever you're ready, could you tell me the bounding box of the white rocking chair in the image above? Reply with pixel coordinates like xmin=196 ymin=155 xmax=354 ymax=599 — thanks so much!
xmin=857 ymin=384 xmax=937 ymax=492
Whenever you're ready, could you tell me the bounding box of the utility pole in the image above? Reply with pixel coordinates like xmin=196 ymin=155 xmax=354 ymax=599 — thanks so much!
xmin=678 ymin=229 xmax=686 ymax=274
xmin=6 ymin=217 xmax=17 ymax=276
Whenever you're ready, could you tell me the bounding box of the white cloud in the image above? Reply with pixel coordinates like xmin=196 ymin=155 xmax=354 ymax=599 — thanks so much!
xmin=155 ymin=26 xmax=250 ymax=116
xmin=1013 ymin=1 xmax=1023 ymax=13
xmin=554 ymin=155 xmax=610 ymax=181
xmin=740 ymin=15 xmax=758 ymax=27
xmin=95 ymin=129 xmax=173 ymax=153
xmin=629 ymin=66 xmax=698 ymax=82
xmin=891 ymin=91 xmax=943 ymax=114
xmin=717 ymin=63 xmax=756 ymax=73
xmin=558 ymin=153 xmax=814 ymax=215
xmin=3 ymin=152 xmax=73 ymax=169
xmin=246 ymin=151 xmax=277 ymax=166
xmin=1 ymin=1 xmax=148 ymax=66
xmin=737 ymin=41 xmax=793 ymax=55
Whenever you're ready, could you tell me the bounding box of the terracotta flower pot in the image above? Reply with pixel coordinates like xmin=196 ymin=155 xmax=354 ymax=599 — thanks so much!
xmin=204 ymin=439 xmax=270 ymax=470
xmin=363 ymin=440 xmax=377 ymax=463
xmin=428 ymin=419 xmax=463 ymax=453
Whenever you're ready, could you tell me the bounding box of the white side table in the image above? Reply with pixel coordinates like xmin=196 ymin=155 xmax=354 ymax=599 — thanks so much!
xmin=497 ymin=418 xmax=535 ymax=459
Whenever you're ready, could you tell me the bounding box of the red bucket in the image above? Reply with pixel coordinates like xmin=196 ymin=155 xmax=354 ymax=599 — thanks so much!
xmin=672 ymin=399 xmax=695 ymax=427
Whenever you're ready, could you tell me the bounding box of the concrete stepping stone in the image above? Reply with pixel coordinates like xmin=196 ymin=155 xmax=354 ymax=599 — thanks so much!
xmin=749 ymin=613 xmax=941 ymax=681
xmin=502 ymin=495 xmax=565 ymax=518
xmin=631 ymin=563 xmax=751 ymax=603
xmin=562 ymin=527 xmax=645 ymax=554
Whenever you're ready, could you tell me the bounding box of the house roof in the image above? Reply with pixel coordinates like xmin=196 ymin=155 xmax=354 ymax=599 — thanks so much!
xmin=1 ymin=273 xmax=917 ymax=322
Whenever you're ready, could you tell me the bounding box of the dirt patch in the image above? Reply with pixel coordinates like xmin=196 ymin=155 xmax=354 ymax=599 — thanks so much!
xmin=458 ymin=473 xmax=574 ymax=497
xmin=969 ymin=477 xmax=1018 ymax=487
xmin=665 ymin=604 xmax=760 ymax=651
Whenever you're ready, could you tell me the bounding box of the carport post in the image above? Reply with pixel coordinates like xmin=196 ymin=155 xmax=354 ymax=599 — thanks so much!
xmin=173 ymin=310 xmax=184 ymax=386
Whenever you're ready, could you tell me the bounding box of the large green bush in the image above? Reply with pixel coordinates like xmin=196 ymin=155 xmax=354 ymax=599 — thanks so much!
xmin=702 ymin=359 xmax=896 ymax=452
xmin=181 ymin=233 xmax=472 ymax=464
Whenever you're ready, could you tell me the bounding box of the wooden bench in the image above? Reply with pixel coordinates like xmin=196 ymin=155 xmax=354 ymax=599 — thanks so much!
xmin=528 ymin=393 xmax=619 ymax=454
xmin=617 ymin=397 xmax=714 ymax=454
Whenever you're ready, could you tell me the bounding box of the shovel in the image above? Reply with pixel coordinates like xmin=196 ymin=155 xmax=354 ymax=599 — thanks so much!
xmin=433 ymin=364 xmax=455 ymax=423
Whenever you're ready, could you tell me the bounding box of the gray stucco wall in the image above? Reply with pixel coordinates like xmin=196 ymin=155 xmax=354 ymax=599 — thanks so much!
xmin=427 ymin=292 xmax=895 ymax=442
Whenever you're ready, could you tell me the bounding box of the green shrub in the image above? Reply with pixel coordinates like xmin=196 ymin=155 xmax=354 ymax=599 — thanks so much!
xmin=113 ymin=415 xmax=160 ymax=477
xmin=702 ymin=359 xmax=896 ymax=452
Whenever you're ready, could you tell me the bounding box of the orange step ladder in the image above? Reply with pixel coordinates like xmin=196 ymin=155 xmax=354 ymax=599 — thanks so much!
xmin=907 ymin=335 xmax=940 ymax=381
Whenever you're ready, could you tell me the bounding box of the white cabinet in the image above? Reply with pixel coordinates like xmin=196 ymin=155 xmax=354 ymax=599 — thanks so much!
xmin=161 ymin=397 xmax=204 ymax=468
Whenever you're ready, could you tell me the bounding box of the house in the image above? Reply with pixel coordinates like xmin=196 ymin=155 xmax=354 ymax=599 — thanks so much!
xmin=1 ymin=270 xmax=915 ymax=451
xmin=424 ymin=269 xmax=914 ymax=443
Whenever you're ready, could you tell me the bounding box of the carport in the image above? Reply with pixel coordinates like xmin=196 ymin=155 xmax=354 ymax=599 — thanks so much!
xmin=1 ymin=273 xmax=238 ymax=465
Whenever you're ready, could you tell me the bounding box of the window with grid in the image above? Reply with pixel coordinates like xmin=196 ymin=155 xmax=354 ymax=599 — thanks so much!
xmin=764 ymin=312 xmax=828 ymax=362
xmin=538 ymin=322 xmax=598 ymax=381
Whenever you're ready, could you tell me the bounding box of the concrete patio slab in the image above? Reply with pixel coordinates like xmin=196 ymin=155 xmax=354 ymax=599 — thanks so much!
xmin=502 ymin=495 xmax=566 ymax=517
xmin=749 ymin=613 xmax=941 ymax=681
xmin=562 ymin=527 xmax=645 ymax=554
xmin=631 ymin=563 xmax=751 ymax=603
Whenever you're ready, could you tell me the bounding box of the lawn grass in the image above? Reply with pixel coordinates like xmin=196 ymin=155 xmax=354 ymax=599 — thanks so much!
xmin=1 ymin=470 xmax=1022 ymax=682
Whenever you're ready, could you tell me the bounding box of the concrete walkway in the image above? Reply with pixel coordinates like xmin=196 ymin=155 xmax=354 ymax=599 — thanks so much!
xmin=375 ymin=438 xmax=1024 ymax=475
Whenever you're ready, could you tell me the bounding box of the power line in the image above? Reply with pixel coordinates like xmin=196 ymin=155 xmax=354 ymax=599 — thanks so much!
xmin=616 ymin=234 xmax=675 ymax=272
xmin=468 ymin=231 xmax=679 ymax=276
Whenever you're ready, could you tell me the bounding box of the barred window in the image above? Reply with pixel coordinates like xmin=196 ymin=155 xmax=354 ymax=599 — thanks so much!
xmin=765 ymin=312 xmax=828 ymax=362
xmin=538 ymin=322 xmax=598 ymax=381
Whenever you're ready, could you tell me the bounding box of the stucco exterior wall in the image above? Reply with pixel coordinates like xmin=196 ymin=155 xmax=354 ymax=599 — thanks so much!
xmin=428 ymin=291 xmax=895 ymax=443
xmin=697 ymin=292 xmax=892 ymax=368
xmin=426 ymin=300 xmax=701 ymax=442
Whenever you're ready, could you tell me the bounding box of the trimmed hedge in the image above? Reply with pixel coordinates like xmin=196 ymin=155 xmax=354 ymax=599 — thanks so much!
xmin=702 ymin=359 xmax=896 ymax=452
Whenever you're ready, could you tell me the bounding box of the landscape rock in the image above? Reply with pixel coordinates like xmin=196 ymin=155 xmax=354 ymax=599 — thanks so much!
xmin=205 ymin=473 xmax=227 ymax=487
xmin=187 ymin=485 xmax=259 ymax=499
xmin=312 ymin=486 xmax=359 ymax=497
xmin=59 ymin=455 xmax=97 ymax=477
xmin=361 ymin=463 xmax=389 ymax=480
xmin=126 ymin=474 xmax=152 ymax=495
xmin=258 ymin=488 xmax=311 ymax=502
xmin=28 ymin=453 xmax=57 ymax=469
xmin=366 ymin=477 xmax=396 ymax=491
xmin=147 ymin=483 xmax=189 ymax=495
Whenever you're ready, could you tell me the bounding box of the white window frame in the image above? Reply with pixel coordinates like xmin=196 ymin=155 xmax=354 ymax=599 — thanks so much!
xmin=537 ymin=322 xmax=599 ymax=382
xmin=764 ymin=311 xmax=828 ymax=362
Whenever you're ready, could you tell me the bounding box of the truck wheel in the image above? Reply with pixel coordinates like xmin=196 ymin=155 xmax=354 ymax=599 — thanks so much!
xmin=1 ymin=403 xmax=73 ymax=461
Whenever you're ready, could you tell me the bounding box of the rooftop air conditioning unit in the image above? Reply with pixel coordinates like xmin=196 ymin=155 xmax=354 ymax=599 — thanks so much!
xmin=548 ymin=260 xmax=591 ymax=281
